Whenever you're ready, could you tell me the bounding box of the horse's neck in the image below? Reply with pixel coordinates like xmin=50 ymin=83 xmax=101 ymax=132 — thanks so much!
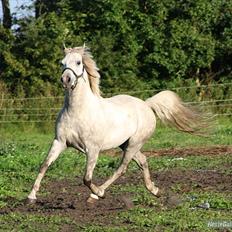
xmin=64 ymin=76 xmax=97 ymax=113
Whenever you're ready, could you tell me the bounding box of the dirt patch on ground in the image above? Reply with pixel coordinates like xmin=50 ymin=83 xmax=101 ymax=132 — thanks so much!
xmin=0 ymin=146 xmax=231 ymax=229
xmin=0 ymin=178 xmax=127 ymax=224
xmin=144 ymin=145 xmax=232 ymax=157
xmin=1 ymin=167 xmax=231 ymax=224
xmin=106 ymin=145 xmax=232 ymax=157
xmin=155 ymin=169 xmax=232 ymax=193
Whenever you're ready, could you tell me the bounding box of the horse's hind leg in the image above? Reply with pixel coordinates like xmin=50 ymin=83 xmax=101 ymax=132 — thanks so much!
xmin=90 ymin=146 xmax=139 ymax=199
xmin=27 ymin=139 xmax=66 ymax=203
xmin=133 ymin=151 xmax=160 ymax=197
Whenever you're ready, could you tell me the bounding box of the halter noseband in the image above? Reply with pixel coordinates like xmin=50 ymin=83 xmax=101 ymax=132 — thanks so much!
xmin=62 ymin=66 xmax=85 ymax=90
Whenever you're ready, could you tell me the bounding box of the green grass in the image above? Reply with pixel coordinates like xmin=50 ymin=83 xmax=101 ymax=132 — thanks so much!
xmin=118 ymin=206 xmax=231 ymax=232
xmin=144 ymin=117 xmax=232 ymax=149
xmin=147 ymin=154 xmax=232 ymax=173
xmin=0 ymin=212 xmax=80 ymax=232
xmin=0 ymin=117 xmax=231 ymax=231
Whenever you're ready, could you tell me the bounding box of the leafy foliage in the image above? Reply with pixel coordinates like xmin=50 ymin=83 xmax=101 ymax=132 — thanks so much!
xmin=0 ymin=0 xmax=231 ymax=97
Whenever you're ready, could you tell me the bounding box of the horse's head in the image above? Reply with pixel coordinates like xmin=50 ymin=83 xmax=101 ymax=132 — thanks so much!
xmin=61 ymin=46 xmax=85 ymax=90
xmin=60 ymin=46 xmax=101 ymax=96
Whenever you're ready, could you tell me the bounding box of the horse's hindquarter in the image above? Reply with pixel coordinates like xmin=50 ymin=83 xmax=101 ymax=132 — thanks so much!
xmin=100 ymin=95 xmax=156 ymax=150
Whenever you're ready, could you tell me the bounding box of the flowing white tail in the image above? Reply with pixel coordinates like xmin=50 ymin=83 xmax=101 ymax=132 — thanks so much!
xmin=146 ymin=90 xmax=209 ymax=136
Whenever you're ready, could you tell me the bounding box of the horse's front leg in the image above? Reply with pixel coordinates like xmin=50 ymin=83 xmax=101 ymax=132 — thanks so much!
xmin=27 ymin=139 xmax=66 ymax=203
xmin=83 ymin=151 xmax=103 ymax=203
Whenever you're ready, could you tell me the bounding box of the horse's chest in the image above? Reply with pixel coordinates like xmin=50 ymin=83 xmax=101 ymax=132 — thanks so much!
xmin=58 ymin=112 xmax=101 ymax=151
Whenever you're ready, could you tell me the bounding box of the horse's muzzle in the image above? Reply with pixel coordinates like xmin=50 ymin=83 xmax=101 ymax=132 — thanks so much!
xmin=61 ymin=74 xmax=73 ymax=89
xmin=61 ymin=66 xmax=84 ymax=90
xmin=61 ymin=75 xmax=71 ymax=84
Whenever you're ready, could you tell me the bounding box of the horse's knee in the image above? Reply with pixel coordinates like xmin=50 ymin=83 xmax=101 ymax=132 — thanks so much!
xmin=142 ymin=162 xmax=148 ymax=169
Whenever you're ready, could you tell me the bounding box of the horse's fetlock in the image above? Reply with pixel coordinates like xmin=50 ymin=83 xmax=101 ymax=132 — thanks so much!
xmin=97 ymin=188 xmax=105 ymax=198
xmin=146 ymin=183 xmax=154 ymax=192
xmin=83 ymin=178 xmax=91 ymax=187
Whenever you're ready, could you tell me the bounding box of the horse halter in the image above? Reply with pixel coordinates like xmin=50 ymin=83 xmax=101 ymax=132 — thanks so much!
xmin=62 ymin=66 xmax=85 ymax=90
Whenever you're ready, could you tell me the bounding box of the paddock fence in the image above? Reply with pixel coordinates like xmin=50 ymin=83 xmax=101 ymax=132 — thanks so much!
xmin=0 ymin=83 xmax=232 ymax=123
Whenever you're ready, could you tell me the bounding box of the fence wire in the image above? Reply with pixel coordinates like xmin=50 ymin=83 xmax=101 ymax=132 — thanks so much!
xmin=1 ymin=82 xmax=232 ymax=101
xmin=0 ymin=83 xmax=232 ymax=123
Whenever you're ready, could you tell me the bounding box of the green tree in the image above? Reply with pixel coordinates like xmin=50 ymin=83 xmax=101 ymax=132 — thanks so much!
xmin=0 ymin=0 xmax=231 ymax=97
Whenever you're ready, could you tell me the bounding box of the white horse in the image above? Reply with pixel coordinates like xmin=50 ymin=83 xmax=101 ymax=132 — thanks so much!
xmin=28 ymin=46 xmax=208 ymax=204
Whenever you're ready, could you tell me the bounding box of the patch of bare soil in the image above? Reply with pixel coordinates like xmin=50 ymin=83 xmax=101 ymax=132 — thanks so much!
xmin=144 ymin=145 xmax=232 ymax=157
xmin=1 ymin=168 xmax=231 ymax=224
xmin=0 ymin=146 xmax=231 ymax=229
xmin=106 ymin=145 xmax=232 ymax=157
xmin=0 ymin=178 xmax=127 ymax=224
xmin=155 ymin=169 xmax=232 ymax=193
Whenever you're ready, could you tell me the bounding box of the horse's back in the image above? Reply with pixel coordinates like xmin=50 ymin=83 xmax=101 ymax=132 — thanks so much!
xmin=106 ymin=94 xmax=154 ymax=118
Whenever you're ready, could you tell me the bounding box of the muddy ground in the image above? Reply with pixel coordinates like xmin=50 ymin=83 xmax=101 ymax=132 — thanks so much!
xmin=0 ymin=146 xmax=231 ymax=227
xmin=108 ymin=145 xmax=232 ymax=157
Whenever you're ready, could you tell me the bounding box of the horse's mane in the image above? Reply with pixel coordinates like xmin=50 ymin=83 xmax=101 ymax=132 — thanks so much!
xmin=64 ymin=46 xmax=101 ymax=97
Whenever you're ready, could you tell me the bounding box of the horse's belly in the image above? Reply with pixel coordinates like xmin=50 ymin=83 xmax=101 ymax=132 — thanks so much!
xmin=101 ymin=125 xmax=135 ymax=150
xmin=101 ymin=136 xmax=128 ymax=150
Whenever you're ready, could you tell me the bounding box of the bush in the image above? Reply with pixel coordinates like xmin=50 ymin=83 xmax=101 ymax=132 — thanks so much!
xmin=0 ymin=0 xmax=231 ymax=96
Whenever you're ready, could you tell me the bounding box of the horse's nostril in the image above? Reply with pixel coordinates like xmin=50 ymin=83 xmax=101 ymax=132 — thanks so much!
xmin=61 ymin=77 xmax=63 ymax=83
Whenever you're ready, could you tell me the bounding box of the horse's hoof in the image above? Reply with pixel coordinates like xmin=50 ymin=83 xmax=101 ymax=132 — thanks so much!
xmin=86 ymin=194 xmax=99 ymax=204
xmin=155 ymin=188 xmax=163 ymax=198
xmin=26 ymin=198 xmax=37 ymax=205
xmin=97 ymin=188 xmax=105 ymax=198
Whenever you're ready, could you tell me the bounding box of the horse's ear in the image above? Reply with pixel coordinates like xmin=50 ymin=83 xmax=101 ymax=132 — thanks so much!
xmin=62 ymin=43 xmax=67 ymax=53
xmin=83 ymin=43 xmax=87 ymax=52
xmin=63 ymin=42 xmax=70 ymax=55
xmin=64 ymin=48 xmax=70 ymax=54
xmin=63 ymin=43 xmax=72 ymax=54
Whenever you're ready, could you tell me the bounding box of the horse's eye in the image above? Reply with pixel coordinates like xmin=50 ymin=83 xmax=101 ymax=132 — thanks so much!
xmin=77 ymin=61 xmax=81 ymax=65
